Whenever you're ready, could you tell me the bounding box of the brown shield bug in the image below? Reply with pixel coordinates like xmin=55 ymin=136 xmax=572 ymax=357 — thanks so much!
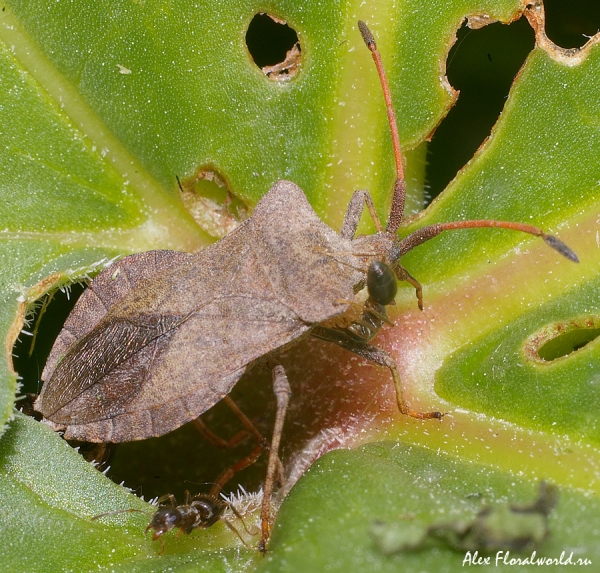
xmin=34 ymin=21 xmax=578 ymax=552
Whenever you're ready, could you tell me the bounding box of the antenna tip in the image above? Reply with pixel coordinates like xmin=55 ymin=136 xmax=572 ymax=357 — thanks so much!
xmin=543 ymin=234 xmax=579 ymax=263
xmin=358 ymin=20 xmax=375 ymax=47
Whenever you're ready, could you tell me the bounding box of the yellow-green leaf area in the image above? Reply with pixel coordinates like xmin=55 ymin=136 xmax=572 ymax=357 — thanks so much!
xmin=435 ymin=273 xmax=600 ymax=441
xmin=400 ymin=43 xmax=600 ymax=284
xmin=260 ymin=443 xmax=600 ymax=572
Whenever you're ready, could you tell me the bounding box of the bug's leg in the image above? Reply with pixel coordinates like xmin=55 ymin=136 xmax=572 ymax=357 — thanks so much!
xmin=311 ymin=326 xmax=442 ymax=419
xmin=223 ymin=395 xmax=270 ymax=448
xmin=209 ymin=444 xmax=263 ymax=498
xmin=394 ymin=263 xmax=424 ymax=311
xmin=201 ymin=393 xmax=285 ymax=499
xmin=340 ymin=190 xmax=384 ymax=239
xmin=259 ymin=364 xmax=291 ymax=553
xmin=192 ymin=395 xmax=269 ymax=449
xmin=223 ymin=393 xmax=286 ymax=486
xmin=192 ymin=418 xmax=251 ymax=449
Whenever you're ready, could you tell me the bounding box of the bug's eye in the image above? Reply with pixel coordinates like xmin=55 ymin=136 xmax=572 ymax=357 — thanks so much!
xmin=367 ymin=261 xmax=398 ymax=306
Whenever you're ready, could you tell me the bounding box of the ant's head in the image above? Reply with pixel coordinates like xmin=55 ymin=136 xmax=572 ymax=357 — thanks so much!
xmin=146 ymin=507 xmax=181 ymax=539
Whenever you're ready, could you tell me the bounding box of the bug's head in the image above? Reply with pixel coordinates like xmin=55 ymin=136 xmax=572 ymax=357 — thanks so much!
xmin=366 ymin=260 xmax=398 ymax=306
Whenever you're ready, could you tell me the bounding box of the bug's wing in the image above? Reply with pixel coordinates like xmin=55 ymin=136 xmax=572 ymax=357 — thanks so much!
xmin=35 ymin=223 xmax=308 ymax=442
xmin=42 ymin=250 xmax=191 ymax=380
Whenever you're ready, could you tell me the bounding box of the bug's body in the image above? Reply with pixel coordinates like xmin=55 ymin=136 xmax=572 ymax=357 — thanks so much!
xmin=36 ymin=181 xmax=393 ymax=442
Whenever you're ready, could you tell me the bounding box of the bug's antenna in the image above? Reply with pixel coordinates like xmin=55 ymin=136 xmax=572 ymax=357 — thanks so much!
xmin=358 ymin=20 xmax=405 ymax=234
xmin=358 ymin=20 xmax=579 ymax=313
xmin=397 ymin=220 xmax=579 ymax=262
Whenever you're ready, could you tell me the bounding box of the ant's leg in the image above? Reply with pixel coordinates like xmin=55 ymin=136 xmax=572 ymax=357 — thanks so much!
xmin=221 ymin=517 xmax=254 ymax=548
xmin=259 ymin=364 xmax=291 ymax=552
xmin=154 ymin=493 xmax=178 ymax=507
xmin=340 ymin=190 xmax=384 ymax=239
xmin=311 ymin=326 xmax=442 ymax=419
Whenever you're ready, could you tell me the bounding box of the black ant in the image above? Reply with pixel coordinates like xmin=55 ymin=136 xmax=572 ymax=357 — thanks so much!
xmin=93 ymin=491 xmax=256 ymax=554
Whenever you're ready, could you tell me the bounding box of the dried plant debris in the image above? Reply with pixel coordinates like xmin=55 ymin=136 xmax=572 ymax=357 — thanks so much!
xmin=178 ymin=169 xmax=248 ymax=238
xmin=262 ymin=42 xmax=301 ymax=80
xmin=371 ymin=482 xmax=558 ymax=555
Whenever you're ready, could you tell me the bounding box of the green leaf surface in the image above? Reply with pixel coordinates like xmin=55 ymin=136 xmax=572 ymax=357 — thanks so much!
xmin=0 ymin=0 xmax=598 ymax=571
xmin=260 ymin=443 xmax=600 ymax=572
xmin=0 ymin=413 xmax=151 ymax=573
xmin=436 ymin=273 xmax=600 ymax=440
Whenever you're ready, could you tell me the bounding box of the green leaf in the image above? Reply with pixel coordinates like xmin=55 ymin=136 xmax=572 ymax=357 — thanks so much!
xmin=0 ymin=413 xmax=151 ymax=572
xmin=0 ymin=0 xmax=598 ymax=571
xmin=260 ymin=443 xmax=600 ymax=572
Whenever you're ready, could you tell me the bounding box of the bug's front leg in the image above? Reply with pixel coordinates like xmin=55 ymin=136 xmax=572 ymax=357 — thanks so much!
xmin=340 ymin=190 xmax=384 ymax=239
xmin=311 ymin=326 xmax=442 ymax=420
xmin=259 ymin=364 xmax=291 ymax=553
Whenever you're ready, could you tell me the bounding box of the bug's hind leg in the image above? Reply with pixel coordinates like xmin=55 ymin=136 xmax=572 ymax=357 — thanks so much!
xmin=259 ymin=364 xmax=291 ymax=552
xmin=209 ymin=444 xmax=264 ymax=499
xmin=200 ymin=393 xmax=285 ymax=498
xmin=192 ymin=394 xmax=270 ymax=450
xmin=311 ymin=326 xmax=443 ymax=420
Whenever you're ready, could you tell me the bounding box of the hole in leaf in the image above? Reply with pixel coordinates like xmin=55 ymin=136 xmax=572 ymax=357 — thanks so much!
xmin=524 ymin=318 xmax=600 ymax=363
xmin=178 ymin=169 xmax=248 ymax=238
xmin=537 ymin=328 xmax=600 ymax=361
xmin=426 ymin=18 xmax=534 ymax=201
xmin=544 ymin=0 xmax=600 ymax=49
xmin=246 ymin=13 xmax=301 ymax=80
